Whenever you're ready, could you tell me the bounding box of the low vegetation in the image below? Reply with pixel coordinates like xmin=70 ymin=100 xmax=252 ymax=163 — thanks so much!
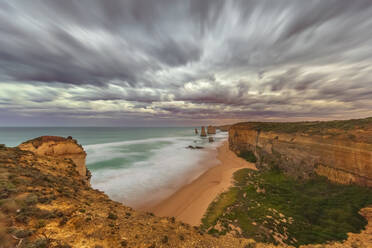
xmin=238 ymin=150 xmax=257 ymax=163
xmin=201 ymin=168 xmax=372 ymax=247
xmin=234 ymin=117 xmax=372 ymax=134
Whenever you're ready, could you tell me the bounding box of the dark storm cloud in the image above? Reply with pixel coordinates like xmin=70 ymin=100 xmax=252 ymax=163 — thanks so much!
xmin=1 ymin=0 xmax=372 ymax=125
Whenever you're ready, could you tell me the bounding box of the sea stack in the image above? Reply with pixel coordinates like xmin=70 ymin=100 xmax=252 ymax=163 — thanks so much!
xmin=208 ymin=137 xmax=214 ymax=143
xmin=18 ymin=136 xmax=90 ymax=182
xmin=200 ymin=126 xmax=207 ymax=137
xmin=207 ymin=125 xmax=216 ymax=134
xmin=195 ymin=128 xmax=198 ymax=134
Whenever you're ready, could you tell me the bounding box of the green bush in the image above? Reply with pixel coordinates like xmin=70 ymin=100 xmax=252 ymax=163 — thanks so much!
xmin=201 ymin=168 xmax=372 ymax=247
xmin=107 ymin=212 xmax=118 ymax=220
xmin=239 ymin=150 xmax=257 ymax=163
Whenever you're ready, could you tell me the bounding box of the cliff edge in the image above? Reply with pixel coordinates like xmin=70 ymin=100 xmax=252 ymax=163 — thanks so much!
xmin=229 ymin=117 xmax=372 ymax=187
xmin=18 ymin=136 xmax=90 ymax=183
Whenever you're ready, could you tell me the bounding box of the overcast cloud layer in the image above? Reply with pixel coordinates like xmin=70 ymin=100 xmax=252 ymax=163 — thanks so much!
xmin=1 ymin=0 xmax=372 ymax=126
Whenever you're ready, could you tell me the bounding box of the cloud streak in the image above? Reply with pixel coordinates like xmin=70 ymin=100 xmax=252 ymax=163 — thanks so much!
xmin=0 ymin=0 xmax=372 ymax=125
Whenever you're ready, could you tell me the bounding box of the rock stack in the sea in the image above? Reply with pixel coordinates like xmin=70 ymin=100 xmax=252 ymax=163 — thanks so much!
xmin=208 ymin=137 xmax=214 ymax=143
xmin=207 ymin=125 xmax=216 ymax=134
xmin=18 ymin=136 xmax=90 ymax=182
xmin=200 ymin=126 xmax=207 ymax=137
xmin=195 ymin=128 xmax=198 ymax=134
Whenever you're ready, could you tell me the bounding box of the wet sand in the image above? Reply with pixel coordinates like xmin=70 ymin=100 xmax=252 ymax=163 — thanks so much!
xmin=149 ymin=141 xmax=256 ymax=226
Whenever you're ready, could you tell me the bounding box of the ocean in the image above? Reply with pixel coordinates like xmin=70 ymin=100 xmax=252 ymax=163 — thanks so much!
xmin=0 ymin=127 xmax=227 ymax=208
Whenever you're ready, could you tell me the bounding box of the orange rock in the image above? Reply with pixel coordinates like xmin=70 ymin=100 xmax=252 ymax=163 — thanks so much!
xmin=200 ymin=126 xmax=207 ymax=137
xmin=18 ymin=136 xmax=89 ymax=182
xmin=229 ymin=118 xmax=372 ymax=187
xmin=207 ymin=125 xmax=216 ymax=134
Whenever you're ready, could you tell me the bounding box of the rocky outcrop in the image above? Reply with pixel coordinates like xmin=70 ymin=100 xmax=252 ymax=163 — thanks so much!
xmin=186 ymin=145 xmax=204 ymax=149
xmin=207 ymin=125 xmax=216 ymax=134
xmin=200 ymin=126 xmax=207 ymax=137
xmin=229 ymin=118 xmax=372 ymax=187
xmin=18 ymin=136 xmax=90 ymax=183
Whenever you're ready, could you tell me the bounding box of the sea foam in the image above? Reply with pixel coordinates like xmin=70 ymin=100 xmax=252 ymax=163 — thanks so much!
xmin=85 ymin=132 xmax=227 ymax=208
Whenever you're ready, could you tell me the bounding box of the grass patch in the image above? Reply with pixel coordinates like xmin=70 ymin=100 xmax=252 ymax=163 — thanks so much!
xmin=234 ymin=117 xmax=372 ymax=134
xmin=201 ymin=188 xmax=239 ymax=229
xmin=238 ymin=150 xmax=257 ymax=163
xmin=201 ymin=168 xmax=372 ymax=247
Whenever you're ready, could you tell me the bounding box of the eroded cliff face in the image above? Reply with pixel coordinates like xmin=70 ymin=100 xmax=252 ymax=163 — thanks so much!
xmin=18 ymin=136 xmax=90 ymax=183
xmin=1 ymin=136 xmax=371 ymax=247
xmin=229 ymin=118 xmax=372 ymax=187
xmin=207 ymin=125 xmax=216 ymax=134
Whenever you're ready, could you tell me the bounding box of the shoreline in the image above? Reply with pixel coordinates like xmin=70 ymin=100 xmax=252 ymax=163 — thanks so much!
xmin=146 ymin=140 xmax=257 ymax=226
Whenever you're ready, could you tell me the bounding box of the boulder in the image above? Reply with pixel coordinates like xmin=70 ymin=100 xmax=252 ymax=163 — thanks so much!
xmin=186 ymin=145 xmax=204 ymax=149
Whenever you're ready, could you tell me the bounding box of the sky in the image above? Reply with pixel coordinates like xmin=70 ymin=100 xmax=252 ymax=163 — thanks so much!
xmin=1 ymin=0 xmax=372 ymax=126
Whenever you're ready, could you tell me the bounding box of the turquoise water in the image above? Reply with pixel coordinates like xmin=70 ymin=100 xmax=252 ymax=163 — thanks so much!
xmin=0 ymin=127 xmax=227 ymax=207
xmin=0 ymin=127 xmax=196 ymax=147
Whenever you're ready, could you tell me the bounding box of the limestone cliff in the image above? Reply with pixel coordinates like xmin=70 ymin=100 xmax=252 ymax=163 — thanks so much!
xmin=207 ymin=125 xmax=216 ymax=134
xmin=18 ymin=136 xmax=90 ymax=183
xmin=200 ymin=126 xmax=207 ymax=137
xmin=229 ymin=117 xmax=372 ymax=187
xmin=1 ymin=136 xmax=371 ymax=247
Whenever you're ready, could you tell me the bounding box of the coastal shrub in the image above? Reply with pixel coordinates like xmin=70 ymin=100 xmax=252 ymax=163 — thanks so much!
xmin=201 ymin=168 xmax=372 ymax=247
xmin=201 ymin=188 xmax=239 ymax=229
xmin=245 ymin=117 xmax=372 ymax=134
xmin=28 ymin=238 xmax=49 ymax=248
xmin=238 ymin=150 xmax=257 ymax=163
xmin=59 ymin=216 xmax=68 ymax=226
xmin=161 ymin=235 xmax=168 ymax=244
xmin=107 ymin=212 xmax=117 ymax=220
xmin=35 ymin=220 xmax=46 ymax=229
xmin=14 ymin=229 xmax=32 ymax=238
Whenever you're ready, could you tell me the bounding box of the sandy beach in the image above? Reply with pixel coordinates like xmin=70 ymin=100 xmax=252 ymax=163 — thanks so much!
xmin=149 ymin=140 xmax=257 ymax=226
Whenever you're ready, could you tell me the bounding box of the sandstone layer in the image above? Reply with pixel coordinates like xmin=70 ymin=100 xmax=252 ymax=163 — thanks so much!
xmin=200 ymin=126 xmax=207 ymax=137
xmin=207 ymin=125 xmax=216 ymax=134
xmin=229 ymin=117 xmax=372 ymax=187
xmin=18 ymin=136 xmax=90 ymax=183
